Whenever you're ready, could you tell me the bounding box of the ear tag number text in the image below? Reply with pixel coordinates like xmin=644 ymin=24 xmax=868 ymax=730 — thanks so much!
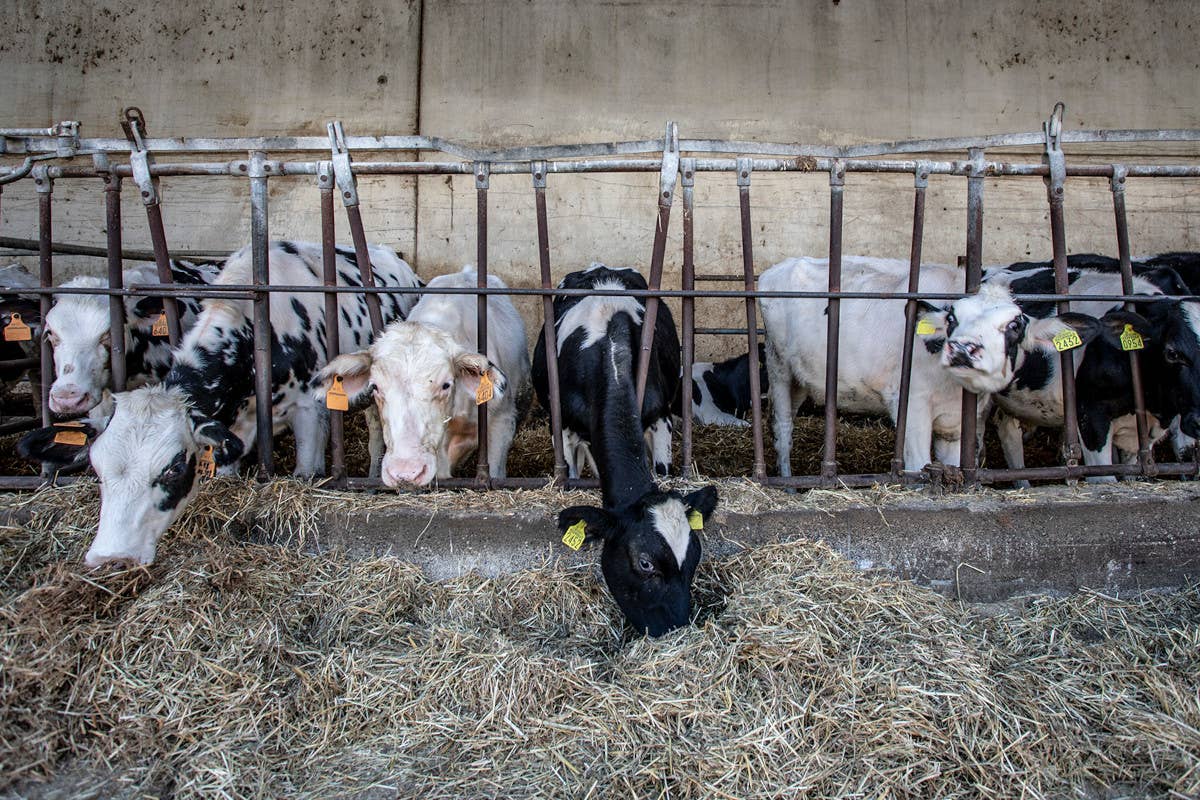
xmin=562 ymin=520 xmax=586 ymax=551
xmin=1053 ymin=330 xmax=1082 ymax=352
xmin=4 ymin=313 xmax=31 ymax=342
xmin=475 ymin=371 xmax=494 ymax=405
xmin=152 ymin=312 xmax=169 ymax=337
xmin=327 ymin=375 xmax=349 ymax=412
xmin=1120 ymin=324 xmax=1144 ymax=351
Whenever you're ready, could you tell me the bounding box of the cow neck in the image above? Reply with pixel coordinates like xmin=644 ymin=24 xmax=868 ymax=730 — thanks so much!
xmin=163 ymin=331 xmax=256 ymax=424
xmin=590 ymin=313 xmax=655 ymax=510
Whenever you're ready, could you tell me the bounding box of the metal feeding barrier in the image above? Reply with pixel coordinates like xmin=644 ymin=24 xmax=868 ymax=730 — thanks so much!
xmin=2 ymin=104 xmax=1200 ymax=491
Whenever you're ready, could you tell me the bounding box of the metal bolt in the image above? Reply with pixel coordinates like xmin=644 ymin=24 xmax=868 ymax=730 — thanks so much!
xmin=920 ymin=172 xmax=928 ymax=180
xmin=740 ymin=171 xmax=748 ymax=178
xmin=238 ymin=164 xmax=247 ymax=172
xmin=343 ymin=191 xmax=352 ymax=199
xmin=663 ymin=190 xmax=670 ymax=198
xmin=141 ymin=190 xmax=150 ymax=198
xmin=534 ymin=172 xmax=542 ymax=179
xmin=685 ymin=171 xmax=693 ymax=179
xmin=1056 ymin=187 xmax=1064 ymax=195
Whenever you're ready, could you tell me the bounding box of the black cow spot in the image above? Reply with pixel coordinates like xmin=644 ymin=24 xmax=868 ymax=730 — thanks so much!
xmin=279 ymin=241 xmax=301 ymax=257
xmin=923 ymin=336 xmax=945 ymax=355
xmin=290 ymin=298 xmax=311 ymax=330
xmin=153 ymin=450 xmax=197 ymax=511
xmin=691 ymin=378 xmax=701 ymax=406
xmin=1013 ymin=348 xmax=1052 ymax=391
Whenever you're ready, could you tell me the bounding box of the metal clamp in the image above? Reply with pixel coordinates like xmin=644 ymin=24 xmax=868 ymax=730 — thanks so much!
xmin=122 ymin=107 xmax=159 ymax=205
xmin=1110 ymin=163 xmax=1128 ymax=194
xmin=829 ymin=159 xmax=846 ymax=187
xmin=31 ymin=165 xmax=52 ymax=194
xmin=530 ymin=160 xmax=547 ymax=189
xmin=317 ymin=160 xmax=334 ymax=189
xmin=680 ymin=157 xmax=696 ymax=188
xmin=736 ymin=156 xmax=753 ymax=187
xmin=475 ymin=161 xmax=491 ymax=190
xmin=1043 ymin=102 xmax=1066 ymax=200
xmin=658 ymin=121 xmax=680 ymax=203
xmin=54 ymin=121 xmax=80 ymax=157
xmin=328 ymin=120 xmax=359 ymax=206
xmin=913 ymin=160 xmax=931 ymax=189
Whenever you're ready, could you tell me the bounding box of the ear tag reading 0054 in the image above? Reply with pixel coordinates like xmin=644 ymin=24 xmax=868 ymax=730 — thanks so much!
xmin=688 ymin=510 xmax=704 ymax=531
xmin=3 ymin=313 xmax=31 ymax=342
xmin=562 ymin=520 xmax=586 ymax=551
xmin=152 ymin=312 xmax=169 ymax=337
xmin=326 ymin=375 xmax=349 ymax=412
xmin=197 ymin=445 xmax=216 ymax=478
xmin=475 ymin=371 xmax=494 ymax=405
xmin=915 ymin=319 xmax=936 ymax=335
xmin=1053 ymin=329 xmax=1083 ymax=352
xmin=1120 ymin=324 xmax=1144 ymax=351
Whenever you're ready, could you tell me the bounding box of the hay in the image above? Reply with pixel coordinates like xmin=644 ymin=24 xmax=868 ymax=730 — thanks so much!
xmin=1 ymin=483 xmax=1198 ymax=798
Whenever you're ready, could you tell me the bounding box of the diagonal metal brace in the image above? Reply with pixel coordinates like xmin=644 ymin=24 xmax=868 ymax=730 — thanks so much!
xmin=328 ymin=120 xmax=359 ymax=207
xmin=1043 ymin=101 xmax=1066 ymax=202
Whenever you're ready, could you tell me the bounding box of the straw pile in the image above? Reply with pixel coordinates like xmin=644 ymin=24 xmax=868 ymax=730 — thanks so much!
xmin=1 ymin=480 xmax=1197 ymax=799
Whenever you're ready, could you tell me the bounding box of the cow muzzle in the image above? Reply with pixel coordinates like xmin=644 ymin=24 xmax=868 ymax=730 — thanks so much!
xmin=944 ymin=340 xmax=981 ymax=369
xmin=382 ymin=455 xmax=437 ymax=488
xmin=49 ymin=385 xmax=94 ymax=417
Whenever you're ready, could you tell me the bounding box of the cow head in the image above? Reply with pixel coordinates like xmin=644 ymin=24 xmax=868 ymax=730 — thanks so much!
xmin=917 ymin=284 xmax=1101 ymax=394
xmin=315 ymin=321 xmax=508 ymax=487
xmin=1138 ymin=298 xmax=1200 ymax=438
xmin=43 ymin=278 xmax=129 ymax=417
xmin=19 ymin=385 xmax=243 ymax=567
xmin=558 ymin=484 xmax=718 ymax=637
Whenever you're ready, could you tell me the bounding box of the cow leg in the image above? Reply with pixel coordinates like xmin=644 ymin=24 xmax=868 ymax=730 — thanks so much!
xmin=1078 ymin=408 xmax=1117 ymax=483
xmin=766 ymin=342 xmax=797 ymax=477
xmin=563 ymin=429 xmax=584 ymax=479
xmin=899 ymin=396 xmax=934 ymax=472
xmin=293 ymin=403 xmax=327 ymax=478
xmin=487 ymin=407 xmax=517 ymax=480
xmin=933 ymin=435 xmax=961 ymax=468
xmin=645 ymin=417 xmax=672 ymax=477
xmin=366 ymin=406 xmax=384 ymax=479
xmin=995 ymin=410 xmax=1031 ymax=489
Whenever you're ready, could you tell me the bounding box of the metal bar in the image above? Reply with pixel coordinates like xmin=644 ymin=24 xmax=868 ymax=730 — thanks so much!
xmin=532 ymin=161 xmax=567 ymax=484
xmin=694 ymin=274 xmax=752 ymax=282
xmin=475 ymin=163 xmax=491 ymax=483
xmin=0 ymin=357 xmax=39 ymax=371
xmin=0 ymin=417 xmax=39 ymax=437
xmin=680 ymin=159 xmax=696 ymax=479
xmin=329 ymin=122 xmax=385 ymax=334
xmin=318 ymin=163 xmax=345 ymax=484
xmin=249 ymin=151 xmax=273 ymax=477
xmin=694 ymin=327 xmax=766 ymax=335
xmin=959 ymin=149 xmax=985 ymax=483
xmin=33 ymin=167 xmax=52 ymax=427
xmin=102 ymin=167 xmax=127 ymax=392
xmin=126 ymin=126 xmax=184 ymax=347
xmin=736 ymin=157 xmax=767 ymax=480
xmin=340 ymin=476 xmax=603 ymax=491
xmin=635 ymin=123 xmax=679 ymax=413
xmin=892 ymin=165 xmax=930 ymax=477
xmin=1109 ymin=164 xmax=1155 ymax=476
xmin=821 ymin=162 xmax=846 ymax=483
xmin=0 ymin=236 xmax=228 ymax=262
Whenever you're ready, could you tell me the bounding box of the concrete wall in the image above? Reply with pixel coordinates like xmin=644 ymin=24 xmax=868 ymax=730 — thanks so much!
xmin=3 ymin=0 xmax=1200 ymax=358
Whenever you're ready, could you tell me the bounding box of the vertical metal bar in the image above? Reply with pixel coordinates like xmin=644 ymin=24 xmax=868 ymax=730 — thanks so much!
xmin=474 ymin=163 xmax=491 ymax=483
xmin=679 ymin=159 xmax=697 ymax=479
xmin=635 ymin=122 xmax=680 ymax=412
xmin=328 ymin=121 xmax=384 ymax=335
xmin=736 ymin=157 xmax=766 ymax=481
xmin=1110 ymin=165 xmax=1154 ymax=475
xmin=959 ymin=148 xmax=985 ymax=483
xmin=143 ymin=206 xmax=182 ymax=345
xmin=892 ymin=165 xmax=930 ymax=478
xmin=532 ymin=161 xmax=567 ymax=483
xmin=1043 ymin=106 xmax=1082 ymax=477
xmin=103 ymin=169 xmax=127 ymax=392
xmin=248 ymin=151 xmax=273 ymax=477
xmin=33 ymin=167 xmax=52 ymax=427
xmin=821 ymin=161 xmax=845 ymax=483
xmin=319 ymin=162 xmax=345 ymax=484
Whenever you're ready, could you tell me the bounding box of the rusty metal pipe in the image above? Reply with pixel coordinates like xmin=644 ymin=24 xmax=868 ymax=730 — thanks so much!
xmin=475 ymin=164 xmax=491 ymax=483
xmin=821 ymin=163 xmax=845 ymax=483
xmin=35 ymin=169 xmax=53 ymax=428
xmin=532 ymin=162 xmax=567 ymax=483
xmin=319 ymin=164 xmax=345 ymax=484
xmin=103 ymin=174 xmax=127 ymax=392
xmin=680 ymin=160 xmax=696 ymax=479
xmin=249 ymin=153 xmax=273 ymax=477
xmin=959 ymin=150 xmax=984 ymax=483
xmin=736 ymin=158 xmax=766 ymax=480
xmin=892 ymin=168 xmax=929 ymax=477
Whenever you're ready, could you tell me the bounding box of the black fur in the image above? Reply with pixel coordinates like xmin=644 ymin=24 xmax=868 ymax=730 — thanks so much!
xmin=152 ymin=450 xmax=197 ymax=511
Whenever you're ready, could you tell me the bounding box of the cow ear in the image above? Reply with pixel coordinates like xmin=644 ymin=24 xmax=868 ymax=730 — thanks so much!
xmin=0 ymin=297 xmax=42 ymax=333
xmin=915 ymin=302 xmax=947 ymax=336
xmin=313 ymin=351 xmax=374 ymax=404
xmin=129 ymin=295 xmax=165 ymax=328
xmin=188 ymin=413 xmax=244 ymax=467
xmin=683 ymin=484 xmax=719 ymax=524
xmin=1026 ymin=313 xmax=1100 ymax=349
xmin=557 ymin=505 xmax=616 ymax=547
xmin=454 ymin=352 xmax=508 ymax=401
xmin=16 ymin=402 xmax=113 ymax=472
xmin=1095 ymin=310 xmax=1153 ymax=349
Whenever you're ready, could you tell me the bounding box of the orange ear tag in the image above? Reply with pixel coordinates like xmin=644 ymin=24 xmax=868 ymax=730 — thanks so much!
xmin=197 ymin=445 xmax=216 ymax=478
xmin=54 ymin=429 xmax=87 ymax=446
xmin=3 ymin=313 xmax=31 ymax=342
xmin=151 ymin=312 xmax=169 ymax=337
xmin=326 ymin=375 xmax=349 ymax=412
xmin=475 ymin=371 xmax=494 ymax=405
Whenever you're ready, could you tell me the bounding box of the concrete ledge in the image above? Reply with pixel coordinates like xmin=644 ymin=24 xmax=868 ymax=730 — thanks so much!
xmin=289 ymin=483 xmax=1200 ymax=602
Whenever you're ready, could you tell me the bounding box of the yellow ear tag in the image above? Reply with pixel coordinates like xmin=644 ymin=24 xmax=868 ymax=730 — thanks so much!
xmin=3 ymin=313 xmax=31 ymax=342
xmin=915 ymin=319 xmax=936 ymax=335
xmin=326 ymin=375 xmax=349 ymax=412
xmin=561 ymin=519 xmax=586 ymax=551
xmin=1120 ymin=323 xmax=1144 ymax=351
xmin=197 ymin=445 xmax=216 ymax=478
xmin=53 ymin=429 xmax=87 ymax=446
xmin=1053 ymin=329 xmax=1082 ymax=352
xmin=688 ymin=510 xmax=704 ymax=531
xmin=151 ymin=312 xmax=169 ymax=337
xmin=475 ymin=371 xmax=494 ymax=405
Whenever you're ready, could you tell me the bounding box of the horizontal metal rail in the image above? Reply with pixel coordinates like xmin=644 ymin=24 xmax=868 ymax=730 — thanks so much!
xmin=0 ymin=235 xmax=228 ymax=261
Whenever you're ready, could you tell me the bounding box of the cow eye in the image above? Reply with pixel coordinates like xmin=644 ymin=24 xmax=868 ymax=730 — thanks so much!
xmin=441 ymin=381 xmax=451 ymax=391
xmin=637 ymin=556 xmax=656 ymax=575
xmin=1006 ymin=319 xmax=1021 ymax=332
xmin=1165 ymin=347 xmax=1187 ymax=365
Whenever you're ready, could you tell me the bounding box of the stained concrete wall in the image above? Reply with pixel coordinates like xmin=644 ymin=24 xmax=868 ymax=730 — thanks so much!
xmin=3 ymin=1 xmax=1200 ymax=359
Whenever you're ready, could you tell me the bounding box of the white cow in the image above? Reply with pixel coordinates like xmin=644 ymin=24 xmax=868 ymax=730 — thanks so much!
xmin=759 ymin=256 xmax=1090 ymax=474
xmin=315 ymin=266 xmax=530 ymax=486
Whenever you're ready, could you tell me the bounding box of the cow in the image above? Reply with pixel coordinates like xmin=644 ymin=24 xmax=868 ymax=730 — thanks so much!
xmin=533 ymin=264 xmax=681 ymax=477
xmin=758 ymin=256 xmax=1099 ymax=475
xmin=979 ymin=262 xmax=1194 ymax=479
xmin=314 ymin=266 xmax=530 ymax=486
xmin=540 ymin=265 xmax=717 ymax=636
xmin=37 ymin=259 xmax=222 ymax=418
xmin=682 ymin=345 xmax=769 ymax=428
xmin=0 ymin=264 xmax=41 ymax=391
xmin=18 ymin=239 xmax=420 ymax=566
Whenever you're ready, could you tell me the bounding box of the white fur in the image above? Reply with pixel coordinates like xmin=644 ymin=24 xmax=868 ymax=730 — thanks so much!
xmin=556 ymin=279 xmax=644 ymax=354
xmin=649 ymin=497 xmax=691 ymax=568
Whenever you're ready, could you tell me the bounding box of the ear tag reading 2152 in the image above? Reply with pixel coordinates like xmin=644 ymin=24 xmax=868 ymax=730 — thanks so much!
xmin=326 ymin=375 xmax=349 ymax=412
xmin=562 ymin=520 xmax=586 ymax=551
xmin=1120 ymin=324 xmax=1144 ymax=351
xmin=1053 ymin=330 xmax=1083 ymax=352
xmin=3 ymin=313 xmax=31 ymax=342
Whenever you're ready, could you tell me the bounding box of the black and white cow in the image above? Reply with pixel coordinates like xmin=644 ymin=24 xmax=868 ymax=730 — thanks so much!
xmin=19 ymin=240 xmax=419 ymax=566
xmin=539 ymin=265 xmax=717 ymax=637
xmin=36 ymin=259 xmax=222 ymax=417
xmin=533 ymin=264 xmax=681 ymax=477
xmin=979 ymin=262 xmax=1196 ymax=478
xmin=682 ymin=345 xmax=769 ymax=427
xmin=759 ymin=256 xmax=1098 ymax=474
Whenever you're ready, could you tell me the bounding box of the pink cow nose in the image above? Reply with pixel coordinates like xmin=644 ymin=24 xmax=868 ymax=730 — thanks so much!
xmin=49 ymin=387 xmax=91 ymax=416
xmin=383 ymin=458 xmax=432 ymax=487
xmin=84 ymin=550 xmax=140 ymax=569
